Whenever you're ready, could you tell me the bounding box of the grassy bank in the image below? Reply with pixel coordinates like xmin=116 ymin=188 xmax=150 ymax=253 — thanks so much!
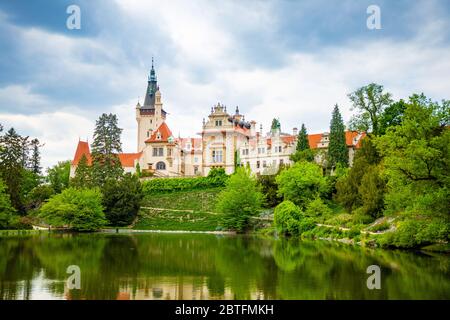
xmin=134 ymin=188 xmax=223 ymax=231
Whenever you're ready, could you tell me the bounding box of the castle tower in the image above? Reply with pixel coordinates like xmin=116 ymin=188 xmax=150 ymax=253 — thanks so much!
xmin=136 ymin=59 xmax=167 ymax=151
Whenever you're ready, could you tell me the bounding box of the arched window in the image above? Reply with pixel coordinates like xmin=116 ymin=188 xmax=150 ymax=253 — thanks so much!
xmin=156 ymin=161 xmax=166 ymax=170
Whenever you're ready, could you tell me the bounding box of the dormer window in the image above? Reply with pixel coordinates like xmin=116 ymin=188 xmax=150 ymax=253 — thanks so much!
xmin=157 ymin=131 xmax=161 ymax=140
xmin=215 ymin=120 xmax=222 ymax=127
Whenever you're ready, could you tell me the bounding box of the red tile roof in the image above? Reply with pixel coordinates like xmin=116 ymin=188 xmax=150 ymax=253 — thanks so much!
xmin=118 ymin=152 xmax=143 ymax=167
xmin=72 ymin=140 xmax=142 ymax=168
xmin=281 ymin=135 xmax=296 ymax=145
xmin=308 ymin=133 xmax=323 ymax=149
xmin=307 ymin=131 xmax=365 ymax=149
xmin=72 ymin=140 xmax=92 ymax=165
xmin=145 ymin=122 xmax=173 ymax=143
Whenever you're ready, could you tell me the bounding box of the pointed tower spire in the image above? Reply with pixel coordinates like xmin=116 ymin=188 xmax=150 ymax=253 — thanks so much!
xmin=144 ymin=58 xmax=158 ymax=106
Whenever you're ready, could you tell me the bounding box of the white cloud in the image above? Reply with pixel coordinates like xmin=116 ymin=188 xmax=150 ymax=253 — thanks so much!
xmin=1 ymin=0 xmax=449 ymax=169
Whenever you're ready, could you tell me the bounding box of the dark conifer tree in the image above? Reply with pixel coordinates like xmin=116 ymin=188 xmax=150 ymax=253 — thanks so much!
xmin=328 ymin=104 xmax=348 ymax=168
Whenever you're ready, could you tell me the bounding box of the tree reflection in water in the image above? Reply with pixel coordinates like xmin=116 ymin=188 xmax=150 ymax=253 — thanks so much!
xmin=0 ymin=233 xmax=449 ymax=300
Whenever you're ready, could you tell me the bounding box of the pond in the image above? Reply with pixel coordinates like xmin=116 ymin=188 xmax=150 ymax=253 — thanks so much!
xmin=0 ymin=232 xmax=448 ymax=300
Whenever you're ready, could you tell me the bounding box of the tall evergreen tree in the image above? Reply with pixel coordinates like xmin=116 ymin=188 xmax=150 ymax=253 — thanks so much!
xmin=328 ymin=104 xmax=348 ymax=168
xmin=71 ymin=154 xmax=92 ymax=188
xmin=296 ymin=123 xmax=310 ymax=151
xmin=29 ymin=138 xmax=42 ymax=174
xmin=91 ymin=113 xmax=123 ymax=185
xmin=0 ymin=128 xmax=27 ymax=211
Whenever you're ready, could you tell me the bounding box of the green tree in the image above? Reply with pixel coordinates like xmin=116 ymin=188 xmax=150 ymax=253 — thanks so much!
xmin=335 ymin=138 xmax=381 ymax=213
xmin=273 ymin=200 xmax=303 ymax=235
xmin=46 ymin=161 xmax=71 ymax=193
xmin=0 ymin=128 xmax=26 ymax=212
xmin=102 ymin=174 xmax=143 ymax=226
xmin=91 ymin=113 xmax=124 ymax=186
xmin=39 ymin=187 xmax=106 ymax=231
xmin=328 ymin=104 xmax=348 ymax=168
xmin=375 ymin=94 xmax=450 ymax=218
xmin=379 ymin=99 xmax=407 ymax=135
xmin=25 ymin=184 xmax=55 ymax=211
xmin=29 ymin=138 xmax=42 ymax=174
xmin=348 ymin=83 xmax=393 ymax=136
xmin=216 ymin=167 xmax=264 ymax=232
xmin=276 ymin=161 xmax=328 ymax=209
xmin=358 ymin=165 xmax=386 ymax=218
xmin=296 ymin=124 xmax=309 ymax=151
xmin=0 ymin=178 xmax=17 ymax=229
xmin=291 ymin=123 xmax=315 ymax=162
xmin=135 ymin=163 xmax=141 ymax=178
xmin=71 ymin=154 xmax=92 ymax=188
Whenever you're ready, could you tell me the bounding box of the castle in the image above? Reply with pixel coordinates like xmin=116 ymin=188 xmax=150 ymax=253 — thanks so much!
xmin=71 ymin=63 xmax=365 ymax=178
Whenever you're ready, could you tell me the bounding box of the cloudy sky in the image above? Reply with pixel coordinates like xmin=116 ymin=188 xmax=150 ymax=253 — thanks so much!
xmin=0 ymin=0 xmax=449 ymax=169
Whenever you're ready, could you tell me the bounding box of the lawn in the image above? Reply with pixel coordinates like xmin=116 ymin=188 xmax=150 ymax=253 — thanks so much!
xmin=134 ymin=188 xmax=224 ymax=231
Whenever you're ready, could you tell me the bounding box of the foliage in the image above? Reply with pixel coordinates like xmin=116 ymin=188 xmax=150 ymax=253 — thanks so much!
xmin=276 ymin=161 xmax=328 ymax=209
xmin=257 ymin=165 xmax=286 ymax=208
xmin=375 ymin=94 xmax=449 ymax=218
xmin=258 ymin=174 xmax=282 ymax=208
xmin=46 ymin=161 xmax=70 ymax=193
xmin=25 ymin=184 xmax=55 ymax=210
xmin=378 ymin=219 xmax=449 ymax=249
xmin=91 ymin=113 xmax=124 ymax=186
xmin=290 ymin=148 xmax=315 ymax=163
xmin=348 ymin=83 xmax=393 ymax=136
xmin=29 ymin=138 xmax=42 ymax=175
xmin=335 ymin=138 xmax=381 ymax=213
xmin=102 ymin=174 xmax=143 ymax=226
xmin=274 ymin=200 xmax=302 ymax=235
xmin=142 ymin=172 xmax=228 ymax=194
xmin=0 ymin=179 xmax=17 ymax=229
xmin=0 ymin=128 xmax=26 ymax=212
xmin=328 ymin=104 xmax=348 ymax=168
xmin=39 ymin=187 xmax=106 ymax=231
xmin=135 ymin=163 xmax=141 ymax=178
xmin=357 ymin=165 xmax=386 ymax=218
xmin=379 ymin=99 xmax=407 ymax=135
xmin=71 ymin=154 xmax=92 ymax=188
xmin=215 ymin=167 xmax=264 ymax=232
xmin=296 ymin=123 xmax=310 ymax=151
xmin=304 ymin=198 xmax=332 ymax=217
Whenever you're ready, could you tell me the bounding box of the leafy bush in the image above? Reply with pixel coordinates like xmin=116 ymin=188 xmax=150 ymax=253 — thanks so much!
xmin=274 ymin=200 xmax=303 ymax=235
xmin=142 ymin=170 xmax=228 ymax=194
xmin=276 ymin=161 xmax=328 ymax=209
xmin=257 ymin=173 xmax=283 ymax=208
xmin=102 ymin=173 xmax=143 ymax=226
xmin=378 ymin=219 xmax=449 ymax=248
xmin=304 ymin=198 xmax=332 ymax=217
xmin=39 ymin=187 xmax=106 ymax=231
xmin=0 ymin=178 xmax=18 ymax=229
xmin=216 ymin=167 xmax=264 ymax=232
xmin=25 ymin=184 xmax=55 ymax=210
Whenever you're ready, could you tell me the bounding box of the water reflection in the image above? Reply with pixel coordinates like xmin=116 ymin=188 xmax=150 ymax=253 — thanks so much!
xmin=0 ymin=233 xmax=448 ymax=300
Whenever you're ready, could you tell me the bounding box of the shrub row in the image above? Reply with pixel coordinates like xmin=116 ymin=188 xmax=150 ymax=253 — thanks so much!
xmin=142 ymin=169 xmax=228 ymax=194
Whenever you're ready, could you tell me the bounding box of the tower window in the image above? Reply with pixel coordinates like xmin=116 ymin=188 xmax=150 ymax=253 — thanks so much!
xmin=215 ymin=120 xmax=222 ymax=127
xmin=153 ymin=147 xmax=164 ymax=157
